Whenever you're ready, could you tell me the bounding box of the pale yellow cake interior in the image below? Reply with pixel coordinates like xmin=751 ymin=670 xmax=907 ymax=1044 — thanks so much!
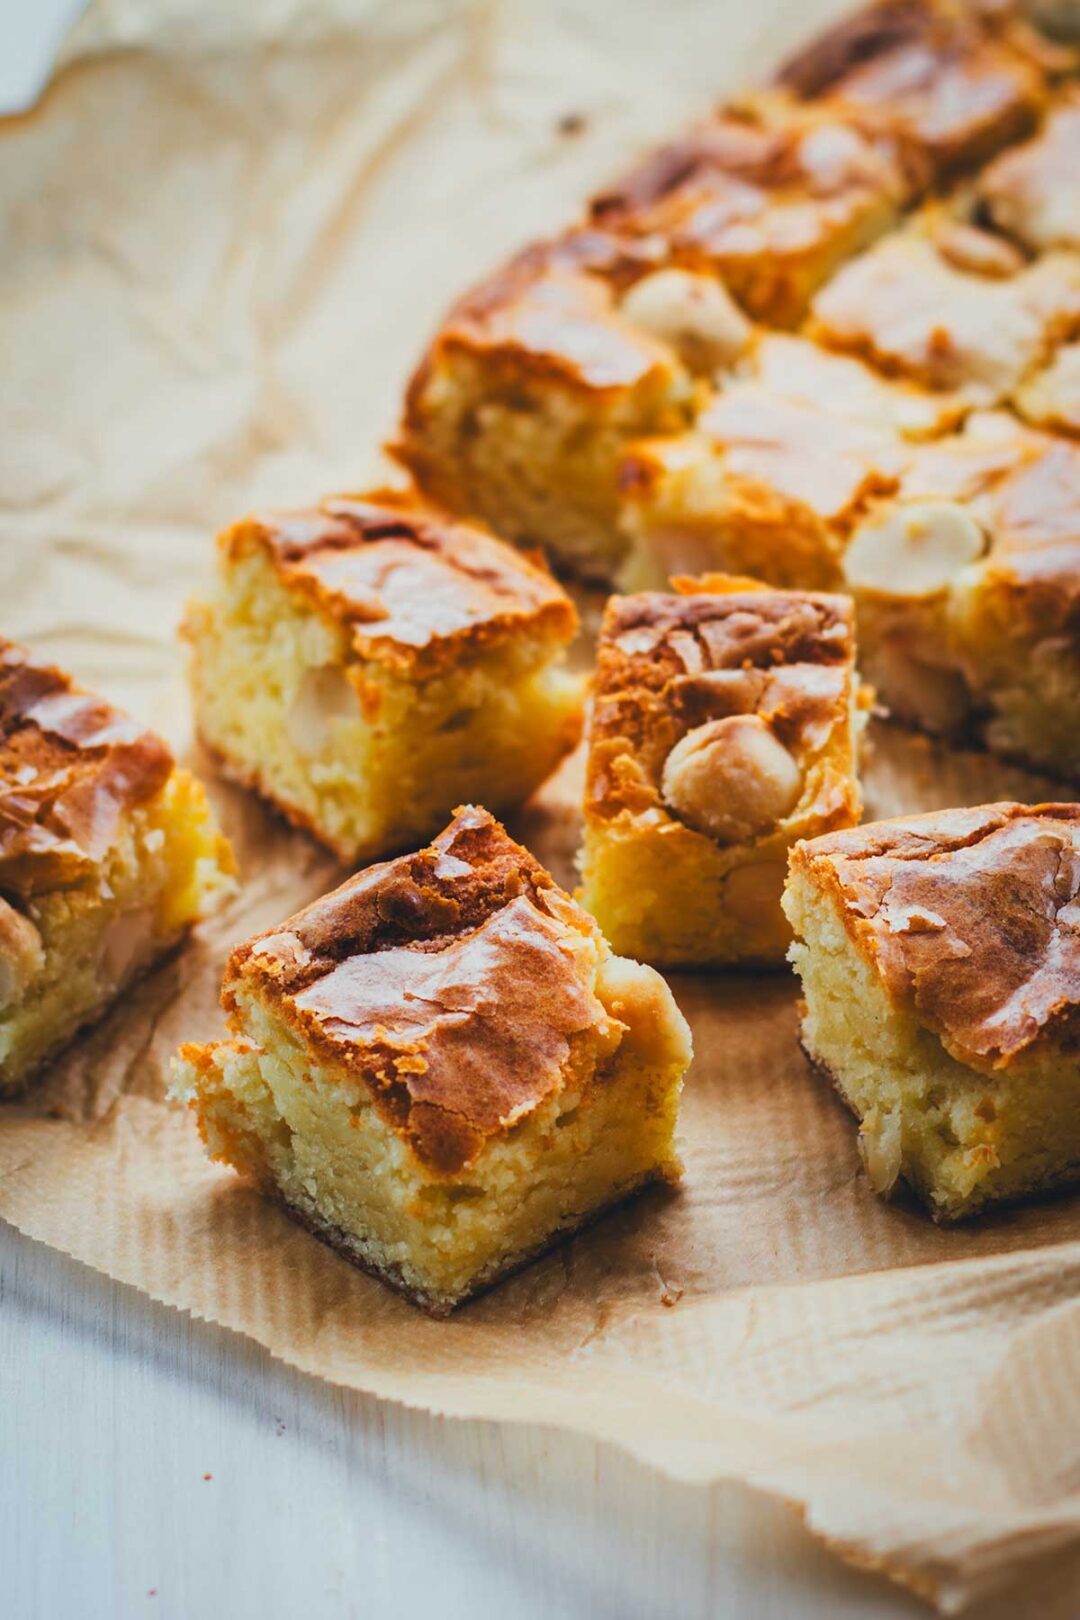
xmin=406 ymin=349 xmax=692 ymax=582
xmin=783 ymin=866 xmax=1080 ymax=1221
xmin=172 ymin=954 xmax=690 ymax=1312
xmin=0 ymin=769 xmax=234 ymax=1092
xmin=185 ymin=547 xmax=584 ymax=863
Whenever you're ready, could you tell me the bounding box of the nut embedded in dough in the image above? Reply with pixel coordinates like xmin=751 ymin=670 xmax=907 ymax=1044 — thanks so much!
xmin=843 ymin=500 xmax=986 ymax=597
xmin=619 ymin=270 xmax=753 ymax=374
xmin=661 ymin=714 xmax=803 ymax=845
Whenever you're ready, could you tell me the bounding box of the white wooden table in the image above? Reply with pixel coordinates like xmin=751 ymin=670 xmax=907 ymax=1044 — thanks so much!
xmin=3 ymin=1219 xmax=935 ymax=1620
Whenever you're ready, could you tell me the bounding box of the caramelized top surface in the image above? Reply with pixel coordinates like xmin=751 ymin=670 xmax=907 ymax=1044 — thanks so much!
xmin=0 ymin=640 xmax=173 ymax=897
xmin=776 ymin=0 xmax=1053 ymax=176
xmin=978 ymin=90 xmax=1080 ymax=252
xmin=792 ymin=802 xmax=1080 ymax=1066
xmin=586 ymin=579 xmax=857 ymax=823
xmin=226 ymin=807 xmax=618 ymax=1174
xmin=221 ymin=486 xmax=577 ymax=671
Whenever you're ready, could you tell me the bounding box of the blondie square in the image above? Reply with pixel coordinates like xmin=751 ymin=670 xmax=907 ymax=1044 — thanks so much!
xmin=578 ymin=578 xmax=863 ymax=967
xmin=785 ymin=802 xmax=1080 ymax=1221
xmin=0 ymin=640 xmax=235 ymax=1093
xmin=183 ymin=487 xmax=584 ymax=863
xmin=172 ymin=806 xmax=692 ymax=1314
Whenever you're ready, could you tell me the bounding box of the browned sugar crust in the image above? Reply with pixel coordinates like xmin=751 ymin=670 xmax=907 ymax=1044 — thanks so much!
xmin=587 ymin=582 xmax=856 ymax=821
xmin=401 ymin=230 xmax=680 ymax=406
xmin=587 ymin=100 xmax=906 ymax=320
xmin=268 ymin=1166 xmax=673 ymax=1317
xmin=219 ymin=486 xmax=577 ymax=672
xmin=0 ymin=639 xmax=173 ymax=897
xmin=792 ymin=802 xmax=1080 ymax=1068
xmin=898 ymin=415 xmax=1080 ymax=623
xmin=977 ymin=89 xmax=1080 ymax=251
xmin=775 ymin=0 xmax=1057 ymax=179
xmin=225 ymin=806 xmax=614 ymax=1175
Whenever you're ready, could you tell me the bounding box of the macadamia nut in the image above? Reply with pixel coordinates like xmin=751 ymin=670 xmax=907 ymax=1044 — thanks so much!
xmin=661 ymin=714 xmax=803 ymax=843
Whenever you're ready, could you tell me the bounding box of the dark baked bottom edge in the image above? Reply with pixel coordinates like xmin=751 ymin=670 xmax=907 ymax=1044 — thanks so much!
xmin=269 ymin=1165 xmax=678 ymax=1318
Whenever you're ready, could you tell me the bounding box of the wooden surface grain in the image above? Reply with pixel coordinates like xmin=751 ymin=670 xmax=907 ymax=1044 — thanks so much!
xmin=2 ymin=1219 xmax=937 ymax=1620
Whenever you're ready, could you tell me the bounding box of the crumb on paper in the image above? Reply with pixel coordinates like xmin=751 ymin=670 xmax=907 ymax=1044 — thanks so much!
xmin=557 ymin=111 xmax=588 ymax=137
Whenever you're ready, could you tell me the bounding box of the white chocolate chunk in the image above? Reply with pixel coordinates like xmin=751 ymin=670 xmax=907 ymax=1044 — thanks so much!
xmin=858 ymin=1106 xmax=903 ymax=1196
xmin=844 ymin=501 xmax=986 ymax=598
xmin=286 ymin=665 xmax=359 ymax=757
xmin=620 ymin=269 xmax=752 ymax=373
xmin=661 ymin=714 xmax=802 ymax=844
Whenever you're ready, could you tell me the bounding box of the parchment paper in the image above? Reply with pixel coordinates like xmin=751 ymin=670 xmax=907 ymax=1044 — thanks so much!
xmin=2 ymin=1 xmax=1079 ymax=1611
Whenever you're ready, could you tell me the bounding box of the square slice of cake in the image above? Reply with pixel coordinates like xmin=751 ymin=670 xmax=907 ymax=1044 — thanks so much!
xmin=578 ymin=578 xmax=863 ymax=968
xmin=808 ymin=218 xmax=1080 ymax=406
xmin=0 ymin=639 xmax=236 ymax=1093
xmin=183 ymin=486 xmax=585 ymax=864
xmin=784 ymin=803 xmax=1080 ymax=1221
xmin=396 ymin=235 xmax=697 ymax=582
xmin=840 ymin=411 xmax=1080 ymax=777
xmin=589 ymin=96 xmax=907 ymax=329
xmin=775 ymin=0 xmax=1054 ymax=182
xmin=617 ymin=334 xmax=957 ymax=593
xmin=171 ymin=806 xmax=692 ymax=1315
xmin=977 ymin=89 xmax=1080 ymax=255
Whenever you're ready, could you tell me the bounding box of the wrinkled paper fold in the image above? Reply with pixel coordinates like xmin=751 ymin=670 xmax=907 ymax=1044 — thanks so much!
xmin=2 ymin=1 xmax=1079 ymax=1610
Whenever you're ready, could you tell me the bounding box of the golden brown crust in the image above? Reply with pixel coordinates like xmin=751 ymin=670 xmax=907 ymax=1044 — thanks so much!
xmin=586 ymin=581 xmax=857 ymax=823
xmin=895 ymin=412 xmax=1080 ymax=627
xmin=790 ymin=801 xmax=1080 ymax=1067
xmin=0 ymin=639 xmax=174 ymax=897
xmin=977 ymin=89 xmax=1080 ymax=251
xmin=403 ymin=232 xmax=682 ymax=406
xmin=225 ymin=806 xmax=616 ymax=1175
xmin=589 ymin=98 xmax=906 ymax=324
xmin=219 ymin=485 xmax=577 ymax=674
xmin=808 ymin=225 xmax=1080 ymax=400
xmin=693 ymin=384 xmax=907 ymax=525
xmin=775 ymin=0 xmax=1056 ymax=179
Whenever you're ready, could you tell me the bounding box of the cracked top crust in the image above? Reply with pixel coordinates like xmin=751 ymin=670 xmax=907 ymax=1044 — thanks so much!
xmin=588 ymin=100 xmax=905 ymax=322
xmin=890 ymin=412 xmax=1080 ymax=617
xmin=402 ymin=231 xmax=686 ymax=402
xmin=0 ymin=639 xmax=173 ymax=897
xmin=809 ymin=226 xmax=1080 ymax=402
xmin=978 ymin=91 xmax=1080 ymax=252
xmin=217 ymin=486 xmax=577 ymax=673
xmin=790 ymin=802 xmax=1080 ymax=1067
xmin=775 ymin=0 xmax=1055 ymax=178
xmin=225 ymin=806 xmax=620 ymax=1174
xmin=586 ymin=579 xmax=857 ymax=824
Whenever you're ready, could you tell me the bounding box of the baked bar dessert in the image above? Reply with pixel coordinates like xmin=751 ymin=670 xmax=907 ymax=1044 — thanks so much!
xmin=172 ymin=806 xmax=692 ymax=1315
xmin=784 ymin=802 xmax=1080 ymax=1221
xmin=578 ymin=578 xmax=863 ymax=967
xmin=774 ymin=0 xmax=1055 ymax=182
xmin=617 ymin=333 xmax=955 ymax=592
xmin=394 ymin=0 xmax=1072 ymax=589
xmin=183 ymin=487 xmax=584 ymax=863
xmin=588 ymin=96 xmax=908 ymax=329
xmin=0 ymin=639 xmax=235 ymax=1094
xmin=977 ymin=88 xmax=1080 ymax=252
xmin=808 ymin=215 xmax=1080 ymax=405
xmin=397 ymin=232 xmax=699 ymax=581
xmin=842 ymin=410 xmax=1080 ymax=776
